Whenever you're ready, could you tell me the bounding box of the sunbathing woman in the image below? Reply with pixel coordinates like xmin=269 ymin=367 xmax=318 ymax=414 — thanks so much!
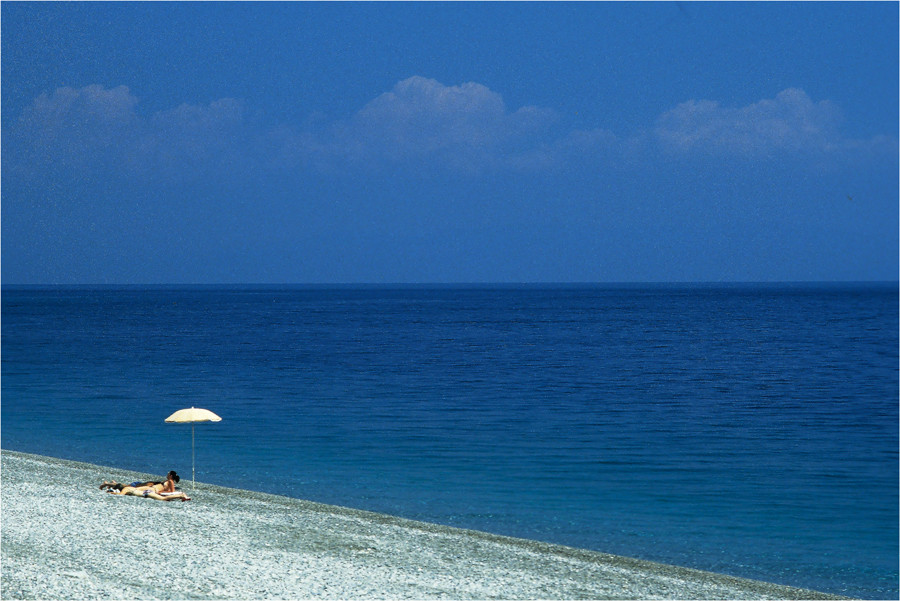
xmin=100 ymin=479 xmax=160 ymax=491
xmin=101 ymin=471 xmax=178 ymax=491
xmin=102 ymin=471 xmax=190 ymax=501
xmin=101 ymin=471 xmax=177 ymax=494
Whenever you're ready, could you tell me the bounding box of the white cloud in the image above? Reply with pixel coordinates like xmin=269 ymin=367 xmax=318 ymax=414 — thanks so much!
xmin=22 ymin=85 xmax=139 ymax=128
xmin=283 ymin=76 xmax=624 ymax=174
xmin=12 ymin=85 xmax=249 ymax=180
xmin=329 ymin=76 xmax=560 ymax=171
xmin=654 ymin=88 xmax=845 ymax=156
xmin=15 ymin=85 xmax=140 ymax=165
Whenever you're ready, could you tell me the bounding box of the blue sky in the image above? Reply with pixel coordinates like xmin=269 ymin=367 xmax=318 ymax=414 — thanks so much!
xmin=2 ymin=2 xmax=897 ymax=284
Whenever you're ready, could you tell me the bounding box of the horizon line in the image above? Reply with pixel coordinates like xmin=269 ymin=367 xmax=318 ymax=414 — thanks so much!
xmin=2 ymin=280 xmax=897 ymax=290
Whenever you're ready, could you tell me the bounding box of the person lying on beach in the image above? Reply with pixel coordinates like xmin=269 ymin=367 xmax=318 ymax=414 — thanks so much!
xmin=100 ymin=479 xmax=161 ymax=491
xmin=100 ymin=471 xmax=190 ymax=501
xmin=100 ymin=470 xmax=179 ymax=491
xmin=106 ymin=483 xmax=191 ymax=502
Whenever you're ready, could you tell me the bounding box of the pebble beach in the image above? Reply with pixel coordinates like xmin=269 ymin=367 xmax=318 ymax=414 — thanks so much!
xmin=1 ymin=450 xmax=844 ymax=600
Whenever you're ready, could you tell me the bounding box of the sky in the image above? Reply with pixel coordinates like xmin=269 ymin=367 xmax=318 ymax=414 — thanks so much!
xmin=2 ymin=1 xmax=897 ymax=284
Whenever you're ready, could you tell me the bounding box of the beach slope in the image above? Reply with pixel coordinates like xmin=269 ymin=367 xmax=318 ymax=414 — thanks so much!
xmin=1 ymin=450 xmax=842 ymax=600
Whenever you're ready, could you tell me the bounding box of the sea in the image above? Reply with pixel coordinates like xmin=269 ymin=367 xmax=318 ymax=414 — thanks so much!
xmin=1 ymin=284 xmax=897 ymax=598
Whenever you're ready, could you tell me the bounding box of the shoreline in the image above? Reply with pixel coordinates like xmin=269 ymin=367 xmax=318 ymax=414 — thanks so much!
xmin=1 ymin=450 xmax=845 ymax=600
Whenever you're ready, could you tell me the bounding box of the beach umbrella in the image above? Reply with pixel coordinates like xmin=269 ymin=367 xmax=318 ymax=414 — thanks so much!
xmin=164 ymin=407 xmax=222 ymax=489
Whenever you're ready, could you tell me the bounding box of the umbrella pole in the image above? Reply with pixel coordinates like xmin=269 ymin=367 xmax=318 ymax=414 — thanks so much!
xmin=191 ymin=423 xmax=196 ymax=490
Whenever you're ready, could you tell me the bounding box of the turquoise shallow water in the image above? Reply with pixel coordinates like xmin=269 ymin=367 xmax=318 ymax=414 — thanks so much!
xmin=2 ymin=284 xmax=897 ymax=598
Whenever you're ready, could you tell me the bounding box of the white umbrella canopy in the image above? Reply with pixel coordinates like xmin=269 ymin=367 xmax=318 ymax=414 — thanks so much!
xmin=165 ymin=407 xmax=222 ymax=489
xmin=166 ymin=407 xmax=222 ymax=424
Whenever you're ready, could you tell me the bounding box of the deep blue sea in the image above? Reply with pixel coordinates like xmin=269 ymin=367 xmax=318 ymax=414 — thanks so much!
xmin=2 ymin=284 xmax=897 ymax=598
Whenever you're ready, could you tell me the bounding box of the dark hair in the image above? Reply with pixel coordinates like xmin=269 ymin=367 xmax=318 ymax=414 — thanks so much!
xmin=167 ymin=471 xmax=180 ymax=483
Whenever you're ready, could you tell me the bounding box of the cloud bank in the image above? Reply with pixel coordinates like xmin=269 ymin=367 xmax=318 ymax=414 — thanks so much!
xmin=11 ymin=85 xmax=250 ymax=182
xmin=7 ymin=78 xmax=893 ymax=183
xmin=655 ymin=88 xmax=845 ymax=156
xmin=273 ymin=76 xmax=571 ymax=173
xmin=350 ymin=76 xmax=557 ymax=163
